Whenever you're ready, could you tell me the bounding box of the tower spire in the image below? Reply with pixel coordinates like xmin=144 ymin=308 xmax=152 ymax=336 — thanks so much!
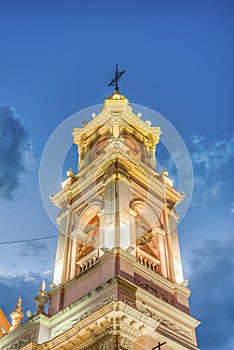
xmin=108 ymin=63 xmax=126 ymax=92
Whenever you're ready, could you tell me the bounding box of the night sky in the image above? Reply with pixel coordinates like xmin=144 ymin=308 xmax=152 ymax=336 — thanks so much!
xmin=0 ymin=1 xmax=233 ymax=349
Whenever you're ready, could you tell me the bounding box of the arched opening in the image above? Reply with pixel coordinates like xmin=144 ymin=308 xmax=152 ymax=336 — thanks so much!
xmin=72 ymin=204 xmax=101 ymax=276
xmin=132 ymin=201 xmax=161 ymax=273
xmin=76 ymin=213 xmax=100 ymax=261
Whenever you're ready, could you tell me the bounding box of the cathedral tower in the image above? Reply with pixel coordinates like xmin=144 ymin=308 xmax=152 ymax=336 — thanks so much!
xmin=0 ymin=88 xmax=200 ymax=350
xmin=48 ymin=90 xmax=199 ymax=349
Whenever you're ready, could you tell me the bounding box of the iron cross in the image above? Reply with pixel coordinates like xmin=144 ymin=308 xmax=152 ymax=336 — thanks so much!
xmin=108 ymin=63 xmax=126 ymax=91
xmin=152 ymin=341 xmax=167 ymax=350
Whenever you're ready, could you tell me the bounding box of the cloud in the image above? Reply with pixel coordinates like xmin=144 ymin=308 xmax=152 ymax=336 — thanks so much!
xmin=0 ymin=106 xmax=36 ymax=200
xmin=190 ymin=134 xmax=234 ymax=207
xmin=230 ymin=202 xmax=234 ymax=214
xmin=159 ymin=133 xmax=234 ymax=209
xmin=188 ymin=236 xmax=234 ymax=350
xmin=18 ymin=241 xmax=48 ymax=261
xmin=0 ymin=271 xmax=52 ymax=322
xmin=192 ymin=176 xmax=223 ymax=208
xmin=191 ymin=134 xmax=234 ymax=171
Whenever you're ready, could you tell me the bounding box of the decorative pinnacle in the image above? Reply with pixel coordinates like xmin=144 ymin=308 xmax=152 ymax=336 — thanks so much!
xmin=10 ymin=297 xmax=24 ymax=332
xmin=15 ymin=297 xmax=22 ymax=311
xmin=108 ymin=63 xmax=126 ymax=92
xmin=34 ymin=281 xmax=48 ymax=316
xmin=41 ymin=280 xmax=46 ymax=292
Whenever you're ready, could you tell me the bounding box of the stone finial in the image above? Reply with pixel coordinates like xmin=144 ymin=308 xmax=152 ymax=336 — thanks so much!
xmin=61 ymin=168 xmax=76 ymax=188
xmin=161 ymin=170 xmax=168 ymax=177
xmin=66 ymin=168 xmax=74 ymax=178
xmin=34 ymin=281 xmax=49 ymax=316
xmin=10 ymin=297 xmax=24 ymax=332
xmin=161 ymin=170 xmax=173 ymax=187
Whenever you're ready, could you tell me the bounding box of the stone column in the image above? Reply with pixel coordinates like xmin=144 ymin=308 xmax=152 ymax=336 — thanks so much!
xmin=151 ymin=227 xmax=168 ymax=279
xmin=129 ymin=209 xmax=137 ymax=253
xmin=98 ymin=209 xmax=105 ymax=252
xmin=164 ymin=206 xmax=184 ymax=284
xmin=117 ymin=179 xmax=131 ymax=248
xmin=53 ymin=206 xmax=71 ymax=285
xmin=104 ymin=179 xmax=116 ymax=248
xmin=69 ymin=234 xmax=78 ymax=280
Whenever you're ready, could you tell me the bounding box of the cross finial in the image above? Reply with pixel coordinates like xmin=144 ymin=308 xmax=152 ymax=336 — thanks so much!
xmin=152 ymin=341 xmax=167 ymax=350
xmin=108 ymin=63 xmax=126 ymax=92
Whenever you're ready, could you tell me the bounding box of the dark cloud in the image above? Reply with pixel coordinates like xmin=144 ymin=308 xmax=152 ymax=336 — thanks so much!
xmin=189 ymin=237 xmax=234 ymax=350
xmin=0 ymin=272 xmax=51 ymax=322
xmin=18 ymin=242 xmax=48 ymax=261
xmin=190 ymin=134 xmax=234 ymax=207
xmin=0 ymin=106 xmax=36 ymax=200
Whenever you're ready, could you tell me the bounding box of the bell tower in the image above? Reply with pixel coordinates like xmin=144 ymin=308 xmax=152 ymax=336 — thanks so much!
xmin=48 ymin=90 xmax=200 ymax=349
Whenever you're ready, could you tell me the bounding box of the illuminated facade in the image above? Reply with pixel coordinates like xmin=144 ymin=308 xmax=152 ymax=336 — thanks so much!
xmin=0 ymin=91 xmax=200 ymax=350
xmin=0 ymin=309 xmax=10 ymax=338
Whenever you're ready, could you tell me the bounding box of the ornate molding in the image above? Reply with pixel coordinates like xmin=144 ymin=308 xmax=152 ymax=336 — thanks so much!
xmin=157 ymin=318 xmax=192 ymax=340
xmin=6 ymin=332 xmax=36 ymax=350
xmin=134 ymin=277 xmax=175 ymax=307
xmin=52 ymin=296 xmax=115 ymax=337
xmin=137 ymin=301 xmax=192 ymax=340
xmin=80 ymin=316 xmax=140 ymax=350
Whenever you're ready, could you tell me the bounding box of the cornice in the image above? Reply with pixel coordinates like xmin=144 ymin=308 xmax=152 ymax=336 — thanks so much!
xmin=73 ymin=100 xmax=161 ymax=147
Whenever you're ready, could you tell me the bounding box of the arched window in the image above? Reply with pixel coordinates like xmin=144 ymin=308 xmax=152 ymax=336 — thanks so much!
xmin=73 ymin=204 xmax=101 ymax=264
xmin=132 ymin=201 xmax=159 ymax=259
xmin=124 ymin=136 xmax=142 ymax=160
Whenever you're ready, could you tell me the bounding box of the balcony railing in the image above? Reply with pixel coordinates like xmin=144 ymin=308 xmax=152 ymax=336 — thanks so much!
xmin=136 ymin=247 xmax=160 ymax=273
xmin=76 ymin=249 xmax=99 ymax=274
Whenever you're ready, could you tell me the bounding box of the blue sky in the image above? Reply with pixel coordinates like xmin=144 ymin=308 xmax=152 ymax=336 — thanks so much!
xmin=0 ymin=1 xmax=233 ymax=349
